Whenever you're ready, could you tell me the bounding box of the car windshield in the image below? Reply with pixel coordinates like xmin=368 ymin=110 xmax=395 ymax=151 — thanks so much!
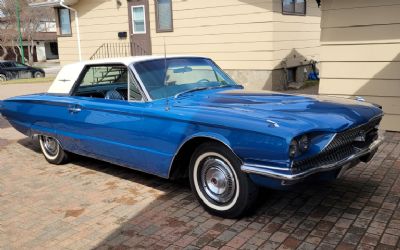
xmin=133 ymin=58 xmax=237 ymax=100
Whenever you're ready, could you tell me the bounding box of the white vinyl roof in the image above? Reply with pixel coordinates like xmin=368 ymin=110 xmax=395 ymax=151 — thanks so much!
xmin=48 ymin=55 xmax=208 ymax=94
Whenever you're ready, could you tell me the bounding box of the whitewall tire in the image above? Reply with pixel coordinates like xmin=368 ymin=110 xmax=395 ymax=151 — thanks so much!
xmin=39 ymin=135 xmax=69 ymax=164
xmin=189 ymin=142 xmax=259 ymax=218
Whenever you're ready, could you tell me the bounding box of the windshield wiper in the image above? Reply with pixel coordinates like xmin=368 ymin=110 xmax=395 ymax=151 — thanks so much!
xmin=174 ymin=85 xmax=235 ymax=99
xmin=174 ymin=84 xmax=235 ymax=99
xmin=174 ymin=87 xmax=211 ymax=99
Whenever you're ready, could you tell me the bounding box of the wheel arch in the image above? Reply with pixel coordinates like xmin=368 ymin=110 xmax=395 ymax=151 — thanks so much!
xmin=168 ymin=134 xmax=241 ymax=180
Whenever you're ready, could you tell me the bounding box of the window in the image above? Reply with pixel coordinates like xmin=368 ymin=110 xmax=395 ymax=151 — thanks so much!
xmin=1 ymin=62 xmax=14 ymax=68
xmin=74 ymin=65 xmax=142 ymax=101
xmin=156 ymin=0 xmax=173 ymax=32
xmin=14 ymin=63 xmax=26 ymax=68
xmin=282 ymin=0 xmax=306 ymax=15
xmin=134 ymin=58 xmax=237 ymax=100
xmin=58 ymin=8 xmax=72 ymax=35
xmin=287 ymin=67 xmax=297 ymax=83
xmin=128 ymin=72 xmax=144 ymax=101
xmin=132 ymin=6 xmax=146 ymax=34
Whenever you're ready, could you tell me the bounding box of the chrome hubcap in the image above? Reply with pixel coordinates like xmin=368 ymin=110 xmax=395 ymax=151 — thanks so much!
xmin=200 ymin=157 xmax=236 ymax=203
xmin=43 ymin=136 xmax=59 ymax=156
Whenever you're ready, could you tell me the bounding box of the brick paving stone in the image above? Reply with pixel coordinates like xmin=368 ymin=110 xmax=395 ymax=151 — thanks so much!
xmin=297 ymin=242 xmax=317 ymax=250
xmin=380 ymin=233 xmax=399 ymax=247
xmin=1 ymin=119 xmax=400 ymax=250
xmin=270 ymin=231 xmax=289 ymax=243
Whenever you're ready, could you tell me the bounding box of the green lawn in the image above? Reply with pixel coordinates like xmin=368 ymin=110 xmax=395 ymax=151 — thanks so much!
xmin=1 ymin=77 xmax=55 ymax=85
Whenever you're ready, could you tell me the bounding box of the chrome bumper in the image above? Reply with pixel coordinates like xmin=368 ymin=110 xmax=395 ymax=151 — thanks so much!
xmin=241 ymin=136 xmax=384 ymax=182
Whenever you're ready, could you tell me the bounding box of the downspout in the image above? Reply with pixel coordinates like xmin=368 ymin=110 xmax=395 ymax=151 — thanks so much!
xmin=60 ymin=0 xmax=82 ymax=61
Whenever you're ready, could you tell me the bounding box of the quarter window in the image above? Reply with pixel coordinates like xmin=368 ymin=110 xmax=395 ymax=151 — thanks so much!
xmin=156 ymin=0 xmax=173 ymax=32
xmin=58 ymin=8 xmax=72 ymax=35
xmin=132 ymin=6 xmax=146 ymax=34
xmin=282 ymin=0 xmax=306 ymax=15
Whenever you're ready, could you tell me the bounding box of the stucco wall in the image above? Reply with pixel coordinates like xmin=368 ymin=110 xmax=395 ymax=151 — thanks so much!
xmin=58 ymin=0 xmax=130 ymax=65
xmin=318 ymin=0 xmax=400 ymax=131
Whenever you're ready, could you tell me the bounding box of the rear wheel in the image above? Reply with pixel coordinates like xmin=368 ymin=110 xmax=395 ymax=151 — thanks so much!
xmin=34 ymin=71 xmax=44 ymax=78
xmin=0 ymin=74 xmax=6 ymax=82
xmin=189 ymin=142 xmax=259 ymax=218
xmin=39 ymin=135 xmax=69 ymax=164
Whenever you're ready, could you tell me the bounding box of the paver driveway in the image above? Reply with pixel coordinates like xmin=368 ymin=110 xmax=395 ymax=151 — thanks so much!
xmin=0 ymin=116 xmax=399 ymax=250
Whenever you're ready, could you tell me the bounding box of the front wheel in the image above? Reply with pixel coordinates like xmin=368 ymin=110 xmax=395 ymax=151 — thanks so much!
xmin=189 ymin=142 xmax=259 ymax=218
xmin=39 ymin=135 xmax=69 ymax=164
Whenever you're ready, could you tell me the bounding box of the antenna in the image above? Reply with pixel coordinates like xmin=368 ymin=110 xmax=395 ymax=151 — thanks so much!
xmin=163 ymin=37 xmax=167 ymax=86
xmin=163 ymin=37 xmax=170 ymax=111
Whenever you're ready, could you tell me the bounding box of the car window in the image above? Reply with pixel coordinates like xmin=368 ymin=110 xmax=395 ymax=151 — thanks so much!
xmin=14 ymin=63 xmax=26 ymax=68
xmin=166 ymin=65 xmax=218 ymax=85
xmin=2 ymin=62 xmax=14 ymax=68
xmin=73 ymin=64 xmax=142 ymax=102
xmin=134 ymin=58 xmax=237 ymax=100
xmin=80 ymin=65 xmax=127 ymax=86
xmin=128 ymin=71 xmax=143 ymax=101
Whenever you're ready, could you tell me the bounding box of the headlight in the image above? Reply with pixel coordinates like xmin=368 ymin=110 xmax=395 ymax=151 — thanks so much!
xmin=298 ymin=135 xmax=309 ymax=152
xmin=289 ymin=140 xmax=298 ymax=158
xmin=289 ymin=135 xmax=310 ymax=158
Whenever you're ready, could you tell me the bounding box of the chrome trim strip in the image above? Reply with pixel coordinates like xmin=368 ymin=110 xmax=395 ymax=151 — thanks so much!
xmin=320 ymin=133 xmax=337 ymax=153
xmin=241 ymin=163 xmax=289 ymax=171
xmin=241 ymin=136 xmax=384 ymax=181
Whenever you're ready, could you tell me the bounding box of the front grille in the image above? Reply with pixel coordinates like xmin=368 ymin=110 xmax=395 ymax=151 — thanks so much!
xmin=292 ymin=117 xmax=381 ymax=173
xmin=323 ymin=117 xmax=380 ymax=152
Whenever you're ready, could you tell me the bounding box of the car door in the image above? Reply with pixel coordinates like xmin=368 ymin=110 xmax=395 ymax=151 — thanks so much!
xmin=2 ymin=62 xmax=30 ymax=79
xmin=58 ymin=64 xmax=156 ymax=173
xmin=1 ymin=62 xmax=18 ymax=80
xmin=13 ymin=62 xmax=32 ymax=78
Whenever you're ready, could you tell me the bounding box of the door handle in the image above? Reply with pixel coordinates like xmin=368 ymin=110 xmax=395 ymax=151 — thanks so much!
xmin=68 ymin=104 xmax=82 ymax=113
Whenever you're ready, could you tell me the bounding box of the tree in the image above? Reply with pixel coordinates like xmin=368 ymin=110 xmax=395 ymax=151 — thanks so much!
xmin=0 ymin=0 xmax=53 ymax=64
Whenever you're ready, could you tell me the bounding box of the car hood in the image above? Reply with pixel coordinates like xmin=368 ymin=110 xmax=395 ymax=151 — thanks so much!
xmin=171 ymin=89 xmax=383 ymax=135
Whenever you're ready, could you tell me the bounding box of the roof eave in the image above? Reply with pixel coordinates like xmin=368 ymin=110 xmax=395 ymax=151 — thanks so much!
xmin=29 ymin=1 xmax=61 ymax=8
xmin=29 ymin=0 xmax=80 ymax=8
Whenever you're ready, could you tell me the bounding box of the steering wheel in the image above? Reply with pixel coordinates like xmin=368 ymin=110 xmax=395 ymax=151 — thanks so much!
xmin=196 ymin=79 xmax=210 ymax=83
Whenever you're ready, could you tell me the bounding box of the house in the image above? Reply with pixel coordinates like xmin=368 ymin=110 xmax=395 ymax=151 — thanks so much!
xmin=30 ymin=0 xmax=321 ymax=90
xmin=317 ymin=0 xmax=400 ymax=131
xmin=0 ymin=16 xmax=59 ymax=62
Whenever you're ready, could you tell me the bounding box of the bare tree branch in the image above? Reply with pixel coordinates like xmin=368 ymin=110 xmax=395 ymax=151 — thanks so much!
xmin=0 ymin=0 xmax=54 ymax=63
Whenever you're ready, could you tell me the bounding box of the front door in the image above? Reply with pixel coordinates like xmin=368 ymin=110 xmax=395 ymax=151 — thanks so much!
xmin=128 ymin=0 xmax=152 ymax=56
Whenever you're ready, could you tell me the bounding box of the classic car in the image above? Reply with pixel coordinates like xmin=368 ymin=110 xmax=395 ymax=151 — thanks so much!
xmin=0 ymin=56 xmax=384 ymax=218
xmin=0 ymin=60 xmax=45 ymax=82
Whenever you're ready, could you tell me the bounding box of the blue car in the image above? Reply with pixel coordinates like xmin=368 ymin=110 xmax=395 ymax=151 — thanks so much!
xmin=0 ymin=56 xmax=384 ymax=218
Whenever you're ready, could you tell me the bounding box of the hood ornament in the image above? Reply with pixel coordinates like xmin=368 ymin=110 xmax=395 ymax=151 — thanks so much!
xmin=266 ymin=120 xmax=279 ymax=128
xmin=355 ymin=96 xmax=366 ymax=102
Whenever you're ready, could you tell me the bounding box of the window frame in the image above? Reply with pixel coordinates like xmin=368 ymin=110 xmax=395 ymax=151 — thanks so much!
xmin=131 ymin=5 xmax=147 ymax=34
xmin=56 ymin=8 xmax=72 ymax=37
xmin=155 ymin=0 xmax=174 ymax=33
xmin=282 ymin=0 xmax=306 ymax=16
